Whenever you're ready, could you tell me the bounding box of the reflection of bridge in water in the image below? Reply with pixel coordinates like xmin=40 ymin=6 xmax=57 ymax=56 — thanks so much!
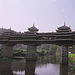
xmin=0 ymin=23 xmax=75 ymax=64
xmin=0 ymin=56 xmax=69 ymax=75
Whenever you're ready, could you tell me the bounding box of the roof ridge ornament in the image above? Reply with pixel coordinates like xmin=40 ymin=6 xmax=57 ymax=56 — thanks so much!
xmin=64 ymin=22 xmax=66 ymax=26
xmin=33 ymin=23 xmax=35 ymax=27
xmin=10 ymin=27 xmax=11 ymax=30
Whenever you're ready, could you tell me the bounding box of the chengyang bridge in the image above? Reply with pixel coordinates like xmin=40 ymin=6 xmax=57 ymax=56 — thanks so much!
xmin=0 ymin=23 xmax=75 ymax=65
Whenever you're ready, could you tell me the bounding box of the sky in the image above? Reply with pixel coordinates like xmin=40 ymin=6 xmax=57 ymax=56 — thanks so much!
xmin=0 ymin=0 xmax=75 ymax=32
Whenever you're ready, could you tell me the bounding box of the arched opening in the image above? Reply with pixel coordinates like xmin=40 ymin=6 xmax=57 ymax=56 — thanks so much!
xmin=13 ymin=44 xmax=27 ymax=57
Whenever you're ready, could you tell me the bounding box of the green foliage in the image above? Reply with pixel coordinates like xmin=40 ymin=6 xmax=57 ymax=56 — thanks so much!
xmin=41 ymin=44 xmax=50 ymax=50
xmin=39 ymin=44 xmax=59 ymax=56
xmin=56 ymin=46 xmax=60 ymax=62
xmin=49 ymin=44 xmax=57 ymax=54
xmin=39 ymin=48 xmax=45 ymax=56
xmin=2 ymin=57 xmax=8 ymax=60
xmin=13 ymin=49 xmax=27 ymax=56
xmin=69 ymin=54 xmax=75 ymax=64
xmin=69 ymin=54 xmax=75 ymax=73
xmin=70 ymin=65 xmax=75 ymax=72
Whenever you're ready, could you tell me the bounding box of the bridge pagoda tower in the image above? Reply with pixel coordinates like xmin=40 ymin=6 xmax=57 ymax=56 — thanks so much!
xmin=26 ymin=24 xmax=39 ymax=60
xmin=56 ymin=23 xmax=72 ymax=64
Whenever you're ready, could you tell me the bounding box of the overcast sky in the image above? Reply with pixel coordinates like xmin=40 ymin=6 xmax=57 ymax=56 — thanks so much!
xmin=0 ymin=0 xmax=75 ymax=32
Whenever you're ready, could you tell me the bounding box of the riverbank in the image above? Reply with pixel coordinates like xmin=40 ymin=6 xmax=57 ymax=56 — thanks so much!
xmin=68 ymin=54 xmax=75 ymax=74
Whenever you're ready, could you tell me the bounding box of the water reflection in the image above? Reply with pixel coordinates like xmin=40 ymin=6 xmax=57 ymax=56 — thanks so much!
xmin=12 ymin=59 xmax=25 ymax=75
xmin=37 ymin=55 xmax=58 ymax=65
xmin=50 ymin=55 xmax=57 ymax=64
xmin=35 ymin=63 xmax=59 ymax=75
xmin=25 ymin=60 xmax=36 ymax=75
xmin=11 ymin=59 xmax=25 ymax=71
xmin=60 ymin=64 xmax=68 ymax=75
xmin=0 ymin=56 xmax=72 ymax=75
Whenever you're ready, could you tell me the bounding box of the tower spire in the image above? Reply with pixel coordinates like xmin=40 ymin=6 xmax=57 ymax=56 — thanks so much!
xmin=64 ymin=22 xmax=66 ymax=26
xmin=10 ymin=27 xmax=11 ymax=30
xmin=33 ymin=23 xmax=35 ymax=27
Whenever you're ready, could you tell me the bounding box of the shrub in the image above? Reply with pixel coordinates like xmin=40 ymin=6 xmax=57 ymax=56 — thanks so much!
xmin=69 ymin=54 xmax=75 ymax=64
xmin=13 ymin=49 xmax=27 ymax=56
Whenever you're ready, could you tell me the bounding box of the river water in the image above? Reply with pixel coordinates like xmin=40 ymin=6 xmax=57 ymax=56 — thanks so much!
xmin=0 ymin=56 xmax=73 ymax=75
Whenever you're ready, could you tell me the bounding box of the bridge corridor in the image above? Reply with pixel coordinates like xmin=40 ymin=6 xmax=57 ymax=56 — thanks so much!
xmin=0 ymin=24 xmax=75 ymax=65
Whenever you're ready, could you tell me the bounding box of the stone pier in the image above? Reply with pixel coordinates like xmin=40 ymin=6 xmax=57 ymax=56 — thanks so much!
xmin=1 ymin=44 xmax=13 ymax=58
xmin=60 ymin=64 xmax=68 ymax=75
xmin=0 ymin=59 xmax=13 ymax=75
xmin=25 ymin=60 xmax=36 ymax=75
xmin=60 ymin=45 xmax=68 ymax=65
xmin=26 ymin=45 xmax=37 ymax=60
